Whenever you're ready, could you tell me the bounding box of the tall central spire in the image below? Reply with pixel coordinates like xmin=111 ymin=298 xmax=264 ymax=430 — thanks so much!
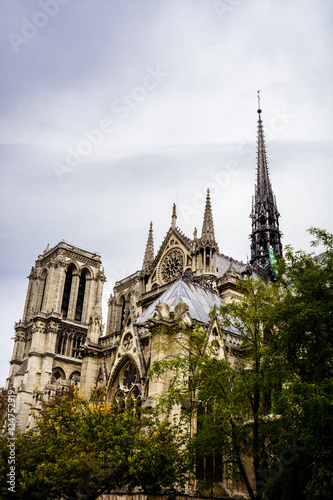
xmin=257 ymin=96 xmax=273 ymax=203
xmin=250 ymin=93 xmax=282 ymax=282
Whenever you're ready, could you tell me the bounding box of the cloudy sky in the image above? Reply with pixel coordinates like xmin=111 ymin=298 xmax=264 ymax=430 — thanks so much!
xmin=0 ymin=0 xmax=332 ymax=385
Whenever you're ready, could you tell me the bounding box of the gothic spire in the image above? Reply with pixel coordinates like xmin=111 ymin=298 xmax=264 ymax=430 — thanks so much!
xmin=257 ymin=99 xmax=272 ymax=202
xmin=142 ymin=222 xmax=154 ymax=274
xmin=201 ymin=189 xmax=216 ymax=245
xmin=194 ymin=189 xmax=219 ymax=275
xmin=250 ymin=92 xmax=282 ymax=282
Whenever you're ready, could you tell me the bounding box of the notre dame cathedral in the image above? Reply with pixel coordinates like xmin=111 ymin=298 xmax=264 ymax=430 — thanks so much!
xmin=6 ymin=102 xmax=282 ymax=492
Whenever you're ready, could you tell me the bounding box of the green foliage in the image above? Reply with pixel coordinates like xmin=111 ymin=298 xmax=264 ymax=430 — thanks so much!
xmin=265 ymin=228 xmax=333 ymax=499
xmin=0 ymin=386 xmax=187 ymax=500
xmin=150 ymin=228 xmax=333 ymax=500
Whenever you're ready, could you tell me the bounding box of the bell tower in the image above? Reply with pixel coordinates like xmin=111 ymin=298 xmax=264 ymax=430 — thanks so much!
xmin=250 ymin=93 xmax=283 ymax=281
xmin=6 ymin=241 xmax=105 ymax=430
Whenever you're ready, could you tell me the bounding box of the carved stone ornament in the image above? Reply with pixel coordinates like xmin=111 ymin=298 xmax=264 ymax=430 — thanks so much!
xmin=28 ymin=267 xmax=37 ymax=279
xmin=211 ymin=339 xmax=220 ymax=355
xmin=122 ymin=332 xmax=133 ymax=351
xmin=160 ymin=249 xmax=184 ymax=284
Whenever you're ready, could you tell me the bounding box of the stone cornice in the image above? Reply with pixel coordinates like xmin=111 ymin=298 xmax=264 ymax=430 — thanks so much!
xmin=36 ymin=243 xmax=101 ymax=269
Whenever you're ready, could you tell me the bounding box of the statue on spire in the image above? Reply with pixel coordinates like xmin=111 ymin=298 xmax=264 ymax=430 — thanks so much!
xmin=171 ymin=203 xmax=177 ymax=229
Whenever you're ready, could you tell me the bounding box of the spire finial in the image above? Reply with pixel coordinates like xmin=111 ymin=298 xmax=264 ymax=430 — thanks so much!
xmin=257 ymin=90 xmax=262 ymax=114
xmin=172 ymin=203 xmax=177 ymax=228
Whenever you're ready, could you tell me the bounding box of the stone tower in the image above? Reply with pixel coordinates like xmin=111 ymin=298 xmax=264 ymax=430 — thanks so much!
xmin=250 ymin=93 xmax=282 ymax=281
xmin=6 ymin=241 xmax=105 ymax=430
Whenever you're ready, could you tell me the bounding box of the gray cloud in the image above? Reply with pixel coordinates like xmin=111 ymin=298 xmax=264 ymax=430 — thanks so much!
xmin=1 ymin=0 xmax=332 ymax=384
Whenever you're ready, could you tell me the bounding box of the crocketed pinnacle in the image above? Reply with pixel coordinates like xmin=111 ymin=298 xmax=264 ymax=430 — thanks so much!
xmin=142 ymin=222 xmax=154 ymax=273
xmin=201 ymin=189 xmax=216 ymax=245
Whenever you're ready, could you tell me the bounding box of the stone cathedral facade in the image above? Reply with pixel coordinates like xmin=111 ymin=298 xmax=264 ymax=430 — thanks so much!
xmin=6 ymin=104 xmax=282 ymax=493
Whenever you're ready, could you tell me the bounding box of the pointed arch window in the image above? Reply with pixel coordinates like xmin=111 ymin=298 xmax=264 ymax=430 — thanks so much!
xmin=75 ymin=272 xmax=86 ymax=321
xmin=39 ymin=271 xmax=48 ymax=311
xmin=205 ymin=248 xmax=210 ymax=267
xmin=120 ymin=298 xmax=126 ymax=330
xmin=61 ymin=267 xmax=73 ymax=317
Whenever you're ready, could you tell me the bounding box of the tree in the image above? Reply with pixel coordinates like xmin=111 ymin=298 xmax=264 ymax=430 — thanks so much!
xmin=150 ymin=278 xmax=283 ymax=500
xmin=0 ymin=385 xmax=187 ymax=500
xmin=264 ymin=228 xmax=333 ymax=499
xmin=150 ymin=228 xmax=333 ymax=500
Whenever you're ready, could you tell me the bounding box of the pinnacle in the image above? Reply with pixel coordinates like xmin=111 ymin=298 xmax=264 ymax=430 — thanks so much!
xmin=142 ymin=222 xmax=154 ymax=273
xmin=201 ymin=189 xmax=216 ymax=245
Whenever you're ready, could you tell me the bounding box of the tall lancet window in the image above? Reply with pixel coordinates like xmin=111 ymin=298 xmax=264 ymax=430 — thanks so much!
xmin=75 ymin=272 xmax=86 ymax=321
xmin=61 ymin=267 xmax=73 ymax=317
xmin=120 ymin=297 xmax=126 ymax=330
xmin=39 ymin=270 xmax=48 ymax=311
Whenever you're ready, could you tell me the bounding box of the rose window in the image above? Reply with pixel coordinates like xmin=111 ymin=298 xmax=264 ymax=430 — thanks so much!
xmin=160 ymin=250 xmax=184 ymax=283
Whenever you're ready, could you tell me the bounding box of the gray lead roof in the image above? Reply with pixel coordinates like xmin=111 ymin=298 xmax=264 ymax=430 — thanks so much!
xmin=136 ymin=278 xmax=223 ymax=325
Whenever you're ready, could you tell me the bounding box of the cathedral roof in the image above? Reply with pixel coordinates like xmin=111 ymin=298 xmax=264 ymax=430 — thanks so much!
xmin=152 ymin=226 xmax=194 ymax=269
xmin=136 ymin=277 xmax=223 ymax=325
xmin=216 ymin=254 xmax=246 ymax=277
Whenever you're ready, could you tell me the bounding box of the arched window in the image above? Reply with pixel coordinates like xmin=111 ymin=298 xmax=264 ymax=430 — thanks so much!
xmin=75 ymin=272 xmax=86 ymax=321
xmin=205 ymin=248 xmax=210 ymax=267
xmin=71 ymin=334 xmax=82 ymax=358
xmin=39 ymin=270 xmax=48 ymax=311
xmin=52 ymin=367 xmax=65 ymax=382
xmin=259 ymin=234 xmax=267 ymax=251
xmin=196 ymin=402 xmax=223 ymax=483
xmin=69 ymin=371 xmax=81 ymax=385
xmin=120 ymin=297 xmax=126 ymax=330
xmin=110 ymin=360 xmax=141 ymax=405
xmin=57 ymin=332 xmax=67 ymax=355
xmin=61 ymin=267 xmax=73 ymax=317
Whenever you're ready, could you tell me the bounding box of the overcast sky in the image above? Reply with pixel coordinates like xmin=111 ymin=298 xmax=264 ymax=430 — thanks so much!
xmin=1 ymin=0 xmax=332 ymax=385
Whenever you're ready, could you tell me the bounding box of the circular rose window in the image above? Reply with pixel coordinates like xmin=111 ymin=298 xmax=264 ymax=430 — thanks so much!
xmin=160 ymin=249 xmax=184 ymax=284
